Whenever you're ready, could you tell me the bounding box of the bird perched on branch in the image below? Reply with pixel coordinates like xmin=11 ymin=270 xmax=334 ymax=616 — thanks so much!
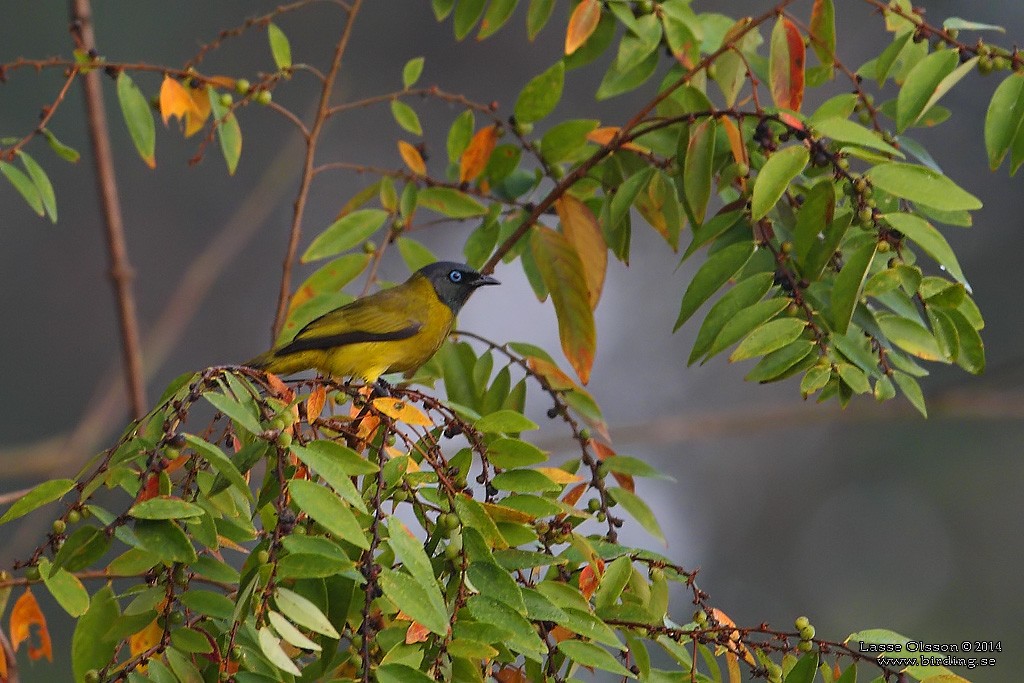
xmin=245 ymin=261 xmax=499 ymax=388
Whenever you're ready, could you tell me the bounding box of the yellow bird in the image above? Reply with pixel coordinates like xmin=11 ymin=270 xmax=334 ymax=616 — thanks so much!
xmin=245 ymin=261 xmax=499 ymax=386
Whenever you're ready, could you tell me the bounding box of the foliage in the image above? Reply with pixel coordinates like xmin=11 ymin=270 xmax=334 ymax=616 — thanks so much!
xmin=0 ymin=0 xmax=1018 ymax=680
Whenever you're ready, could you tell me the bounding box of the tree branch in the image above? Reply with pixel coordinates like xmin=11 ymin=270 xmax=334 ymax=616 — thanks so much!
xmin=70 ymin=0 xmax=147 ymax=418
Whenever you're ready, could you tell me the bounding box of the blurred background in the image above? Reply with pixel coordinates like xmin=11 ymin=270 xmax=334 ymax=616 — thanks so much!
xmin=1 ymin=1 xmax=1021 ymax=680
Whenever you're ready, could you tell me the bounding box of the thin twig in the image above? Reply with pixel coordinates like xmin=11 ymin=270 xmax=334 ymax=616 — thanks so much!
xmin=70 ymin=0 xmax=147 ymax=418
xmin=271 ymin=0 xmax=364 ymax=340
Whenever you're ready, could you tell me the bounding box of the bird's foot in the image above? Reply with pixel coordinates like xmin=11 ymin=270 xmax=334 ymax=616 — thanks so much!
xmin=371 ymin=378 xmax=393 ymax=398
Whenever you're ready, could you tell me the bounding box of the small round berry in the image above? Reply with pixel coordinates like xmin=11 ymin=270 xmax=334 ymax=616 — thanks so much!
xmin=219 ymin=92 xmax=234 ymax=107
xmin=799 ymin=624 xmax=816 ymax=640
xmin=587 ymin=498 xmax=601 ymax=513
xmin=362 ymin=240 xmax=377 ymax=254
xmin=257 ymin=549 xmax=270 ymax=564
xmin=794 ymin=615 xmax=810 ymax=630
xmin=234 ymin=78 xmax=251 ymax=94
xmin=25 ymin=565 xmax=40 ymax=581
xmin=84 ymin=670 xmax=101 ymax=683
xmin=255 ymin=90 xmax=273 ymax=106
xmin=797 ymin=639 xmax=813 ymax=652
xmin=67 ymin=509 xmax=82 ymax=524
xmin=578 ymin=428 xmax=591 ymax=441
xmin=52 ymin=519 xmax=66 ymax=534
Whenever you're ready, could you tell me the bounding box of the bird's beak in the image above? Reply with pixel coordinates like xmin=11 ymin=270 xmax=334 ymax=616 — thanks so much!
xmin=474 ymin=274 xmax=500 ymax=287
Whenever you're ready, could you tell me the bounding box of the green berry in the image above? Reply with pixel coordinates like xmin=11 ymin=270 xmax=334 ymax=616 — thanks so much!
xmin=257 ymin=549 xmax=270 ymax=564
xmin=794 ymin=615 xmax=810 ymax=630
xmin=84 ymin=670 xmax=101 ymax=683
xmin=549 ymin=164 xmax=565 ymax=180
xmin=858 ymin=207 xmax=874 ymax=225
xmin=362 ymin=240 xmax=377 ymax=254
xmin=25 ymin=566 xmax=40 ymax=581
xmin=255 ymin=90 xmax=273 ymax=105
xmin=736 ymin=161 xmax=750 ymax=177
xmin=52 ymin=519 xmax=66 ymax=534
xmin=799 ymin=624 xmax=816 ymax=640
xmin=234 ymin=78 xmax=251 ymax=94
xmin=276 ymin=430 xmax=292 ymax=448
xmin=797 ymin=639 xmax=813 ymax=652
xmin=219 ymin=92 xmax=233 ymax=107
xmin=578 ymin=428 xmax=592 ymax=441
xmin=877 ymin=240 xmax=890 ymax=253
xmin=67 ymin=509 xmax=82 ymax=524
xmin=693 ymin=609 xmax=707 ymax=626
xmin=169 ymin=611 xmax=185 ymax=625
xmin=514 ymin=121 xmax=534 ymax=136
xmin=231 ymin=645 xmax=243 ymax=660
xmin=587 ymin=498 xmax=601 ymax=513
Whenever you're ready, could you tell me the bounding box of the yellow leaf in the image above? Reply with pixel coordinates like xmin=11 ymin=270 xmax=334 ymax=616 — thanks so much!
xmin=129 ymin=619 xmax=162 ymax=661
xmin=307 ymin=385 xmax=327 ymax=423
xmin=555 ymin=195 xmax=607 ymax=309
xmin=459 ymin=124 xmax=500 ymax=183
xmin=585 ymin=126 xmax=649 ymax=154
xmin=479 ymin=500 xmax=535 ymax=524
xmin=372 ymin=397 xmax=433 ymax=426
xmin=720 ymin=117 xmax=747 ymax=166
xmin=10 ymin=588 xmax=51 ymax=662
xmin=530 ymin=227 xmax=596 ymax=384
xmin=159 ymin=76 xmax=198 ymax=127
xmin=536 ymin=467 xmax=582 ymax=485
xmin=185 ymin=86 xmax=211 ymax=137
xmin=206 ymin=75 xmax=237 ymax=90
xmin=398 ymin=140 xmax=426 ymax=176
xmin=565 ymin=0 xmax=601 ymax=55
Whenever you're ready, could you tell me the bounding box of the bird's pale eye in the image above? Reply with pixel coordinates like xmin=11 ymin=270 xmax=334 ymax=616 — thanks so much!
xmin=448 ymin=270 xmax=463 ymax=283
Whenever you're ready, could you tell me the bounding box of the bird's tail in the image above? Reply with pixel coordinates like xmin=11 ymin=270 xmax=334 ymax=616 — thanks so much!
xmin=243 ymin=350 xmax=276 ymax=371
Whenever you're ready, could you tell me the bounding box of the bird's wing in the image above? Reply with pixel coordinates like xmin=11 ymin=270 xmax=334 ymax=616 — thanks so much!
xmin=275 ymin=287 xmax=422 ymax=355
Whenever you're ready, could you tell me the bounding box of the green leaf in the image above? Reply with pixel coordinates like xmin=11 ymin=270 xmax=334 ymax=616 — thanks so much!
xmin=267 ymin=610 xmax=321 ymax=652
xmin=478 ymin=0 xmax=518 ymax=39
xmin=395 ymin=237 xmax=436 ymax=274
xmin=42 ymin=128 xmax=81 ymax=163
xmin=813 ymin=117 xmax=903 ymax=157
xmin=454 ymin=0 xmax=487 ymax=39
xmin=133 ymin=519 xmax=197 ymax=564
xmin=881 ymin=212 xmax=968 ymax=287
xmin=830 ymin=238 xmax=877 ymax=334
xmin=0 ymin=161 xmax=44 ymax=216
xmin=599 ymin=456 xmax=673 ymax=481
xmin=683 ymin=118 xmax=716 ymax=224
xmin=947 ymin=308 xmax=985 ymax=374
xmin=417 ymin=187 xmax=488 ymax=217
xmin=0 ymin=478 xmax=74 ymax=524
xmin=492 ymin=469 xmax=562 ymax=493
xmin=179 ymin=590 xmax=234 ymax=619
xmin=866 ymin=163 xmax=982 ymax=211
xmin=257 ymin=626 xmax=301 ymax=675
xmin=378 ymin=567 xmax=449 ymax=635
xmin=540 ymin=118 xmax=598 ymax=164
xmin=559 ymin=639 xmax=636 ymax=678
xmin=52 ymin=525 xmax=111 ymax=573
xmin=785 ymin=652 xmax=819 ymax=683
xmin=402 ymin=57 xmax=425 ymax=88
xmin=468 ymin=562 xmax=526 ymax=613
xmin=288 ymin=479 xmax=369 ymax=549
xmin=877 ymin=312 xmax=944 ymax=362
xmin=943 ymin=17 xmax=1005 ymax=33
xmin=896 ymin=49 xmax=957 ymax=132
xmin=129 ymin=496 xmax=205 ymax=520
xmin=274 ymin=586 xmax=340 ymax=638
xmin=527 ymin=0 xmax=555 ymax=40
xmin=674 ymin=241 xmax=756 ymax=330
xmin=38 ymin=558 xmax=89 ymax=616
xmin=291 ymin=443 xmax=369 ymax=512
xmin=515 ymin=61 xmax=564 ymax=124
xmin=705 ymin=298 xmax=791 ymax=361
xmin=465 ymin=595 xmax=547 ymax=657
xmin=432 ymin=0 xmax=455 ymax=20
xmin=72 ymin=585 xmax=119 ymax=681
xmin=596 ymin=48 xmax=658 ymax=100
xmin=729 ymin=318 xmax=808 ymax=362
xmin=447 ymin=110 xmax=475 ymax=164
xmin=487 ymin=438 xmax=548 ymax=468
xmin=751 ymin=146 xmax=809 ymax=220
xmin=302 ymin=209 xmax=389 ymax=262
xmin=688 ymin=274 xmax=773 ymax=364
xmin=184 ymin=435 xmax=253 ymax=503
xmin=985 ymin=73 xmax=1024 ymax=170
xmin=594 ymin=555 xmax=632 ymax=611
xmin=475 ymin=409 xmax=539 ymax=434
xmin=18 ymin=152 xmax=57 ymax=221
xmin=391 ymin=99 xmax=423 ymax=135
xmin=117 ymin=72 xmax=156 ymax=168
xmin=267 ymin=23 xmax=292 ymax=70
xmin=745 ymin=340 xmax=817 ymax=382
xmin=792 ymin=181 xmax=835 ymax=264
xmin=207 ymin=86 xmax=242 ymax=175
xmin=377 ymin=663 xmax=437 ymax=683
xmin=385 ymin=517 xmax=438 ymax=591
xmin=809 ymin=0 xmax=836 ymax=68
xmin=609 ymin=487 xmax=664 ymax=543
xmin=204 ymin=390 xmax=262 ymax=435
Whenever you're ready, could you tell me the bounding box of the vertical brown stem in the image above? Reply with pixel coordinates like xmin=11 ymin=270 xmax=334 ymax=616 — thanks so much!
xmin=271 ymin=0 xmax=363 ymax=341
xmin=70 ymin=0 xmax=147 ymax=418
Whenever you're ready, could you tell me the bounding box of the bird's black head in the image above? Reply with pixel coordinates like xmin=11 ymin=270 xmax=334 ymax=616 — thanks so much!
xmin=417 ymin=261 xmax=499 ymax=313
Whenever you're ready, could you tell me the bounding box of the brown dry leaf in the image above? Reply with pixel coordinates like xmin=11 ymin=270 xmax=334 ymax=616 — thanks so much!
xmin=555 ymin=195 xmax=607 ymax=309
xmin=398 ymin=140 xmax=427 ymax=176
xmin=159 ymin=76 xmax=198 ymax=127
xmin=307 ymin=385 xmax=327 ymax=423
xmin=494 ymin=667 xmax=526 ymax=683
xmin=565 ymin=0 xmax=601 ymax=55
xmin=10 ymin=589 xmax=51 ymax=662
xmin=372 ymin=397 xmax=433 ymax=426
xmin=459 ymin=124 xmax=500 ymax=183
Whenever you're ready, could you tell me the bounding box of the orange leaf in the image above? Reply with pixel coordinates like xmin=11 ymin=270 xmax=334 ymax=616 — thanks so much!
xmin=137 ymin=474 xmax=160 ymax=502
xmin=307 ymin=385 xmax=327 ymax=423
xmin=184 ymin=86 xmax=211 ymax=137
xmin=164 ymin=452 xmax=190 ymax=475
xmin=530 ymin=227 xmax=596 ymax=385
xmin=0 ymin=643 xmax=6 ymax=677
xmin=712 ymin=608 xmax=755 ymax=666
xmin=10 ymin=589 xmax=51 ymax=662
xmin=526 ymin=356 xmax=579 ymax=391
xmin=356 ymin=415 xmax=381 ymax=445
xmin=555 ymin=195 xmax=606 ymax=309
xmin=536 ymin=468 xmax=582 ymax=485
xmin=593 ymin=441 xmax=634 ymax=493
xmin=565 ymin=0 xmax=601 ymax=56
xmin=578 ymin=557 xmax=605 ymax=599
xmin=264 ymin=372 xmax=294 ymax=402
xmin=548 ymin=626 xmax=575 ymax=643
xmin=159 ymin=76 xmax=199 ymax=127
xmin=459 ymin=125 xmax=500 ymax=183
xmin=129 ymin=619 xmax=163 ymax=659
xmin=561 ymin=482 xmax=587 ymax=509
xmin=372 ymin=397 xmax=433 ymax=426
xmin=720 ymin=117 xmax=747 ymax=166
xmin=398 ymin=140 xmax=426 ymax=176
xmin=585 ymin=126 xmax=649 ymax=154
xmin=769 ymin=17 xmax=805 ymax=111
xmin=405 ymin=620 xmax=431 ymax=644
xmin=494 ymin=667 xmax=526 ymax=683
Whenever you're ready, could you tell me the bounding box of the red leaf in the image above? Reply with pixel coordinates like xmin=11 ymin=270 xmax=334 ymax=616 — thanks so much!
xmin=137 ymin=474 xmax=160 ymax=502
xmin=530 ymin=227 xmax=596 ymax=384
xmin=578 ymin=557 xmax=605 ymax=599
xmin=769 ymin=17 xmax=805 ymax=111
xmin=565 ymin=0 xmax=601 ymax=55
xmin=10 ymin=589 xmax=51 ymax=662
